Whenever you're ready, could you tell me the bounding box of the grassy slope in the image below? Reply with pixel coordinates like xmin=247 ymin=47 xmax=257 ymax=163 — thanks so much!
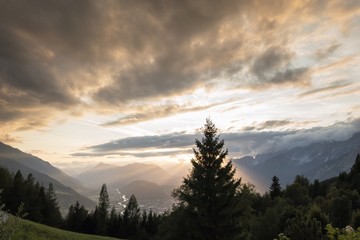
xmin=1 ymin=214 xmax=121 ymax=240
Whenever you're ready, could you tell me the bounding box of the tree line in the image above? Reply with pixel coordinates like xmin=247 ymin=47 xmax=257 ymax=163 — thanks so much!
xmin=0 ymin=167 xmax=161 ymax=239
xmin=0 ymin=169 xmax=62 ymax=226
xmin=63 ymin=184 xmax=162 ymax=239
xmin=1 ymin=119 xmax=360 ymax=239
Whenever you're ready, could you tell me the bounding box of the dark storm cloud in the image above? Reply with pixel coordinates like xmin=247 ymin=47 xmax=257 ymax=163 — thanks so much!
xmin=268 ymin=67 xmax=310 ymax=85
xmin=0 ymin=0 xmax=250 ymax=128
xmin=251 ymin=46 xmax=293 ymax=79
xmin=0 ymin=0 xmax=104 ymax=107
xmin=0 ymin=0 xmax=110 ymax=130
xmin=250 ymin=46 xmax=310 ymax=86
xmin=94 ymin=0 xmax=248 ymax=104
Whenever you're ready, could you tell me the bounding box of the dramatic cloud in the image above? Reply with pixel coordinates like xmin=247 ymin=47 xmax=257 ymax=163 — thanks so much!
xmin=0 ymin=0 xmax=360 ymax=161
xmin=86 ymin=132 xmax=199 ymax=152
xmin=75 ymin=118 xmax=360 ymax=159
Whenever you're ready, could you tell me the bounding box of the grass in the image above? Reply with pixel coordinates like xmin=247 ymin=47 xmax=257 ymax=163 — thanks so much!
xmin=0 ymin=213 xmax=121 ymax=240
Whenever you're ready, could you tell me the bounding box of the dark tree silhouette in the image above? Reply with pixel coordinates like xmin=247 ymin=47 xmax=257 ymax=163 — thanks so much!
xmin=65 ymin=201 xmax=88 ymax=232
xmin=173 ymin=119 xmax=243 ymax=240
xmin=121 ymin=194 xmax=140 ymax=238
xmin=270 ymin=176 xmax=282 ymax=199
xmin=94 ymin=183 xmax=110 ymax=235
xmin=43 ymin=183 xmax=62 ymax=227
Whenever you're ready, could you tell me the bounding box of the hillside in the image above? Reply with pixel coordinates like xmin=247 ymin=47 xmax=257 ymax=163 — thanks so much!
xmin=0 ymin=211 xmax=120 ymax=240
xmin=0 ymin=142 xmax=83 ymax=191
xmin=0 ymin=142 xmax=95 ymax=213
xmin=235 ymin=132 xmax=360 ymax=190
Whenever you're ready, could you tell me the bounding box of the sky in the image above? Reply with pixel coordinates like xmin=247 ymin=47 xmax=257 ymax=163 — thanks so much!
xmin=0 ymin=0 xmax=359 ymax=174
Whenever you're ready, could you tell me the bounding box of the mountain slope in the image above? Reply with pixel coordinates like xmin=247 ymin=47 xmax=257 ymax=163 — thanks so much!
xmin=0 ymin=142 xmax=83 ymax=192
xmin=235 ymin=132 xmax=360 ymax=191
xmin=0 ymin=142 xmax=95 ymax=213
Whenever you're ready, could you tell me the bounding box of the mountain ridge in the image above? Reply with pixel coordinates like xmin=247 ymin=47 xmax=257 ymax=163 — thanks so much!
xmin=77 ymin=162 xmax=172 ymax=189
xmin=0 ymin=142 xmax=96 ymax=213
xmin=234 ymin=132 xmax=360 ymax=191
xmin=0 ymin=142 xmax=84 ymax=192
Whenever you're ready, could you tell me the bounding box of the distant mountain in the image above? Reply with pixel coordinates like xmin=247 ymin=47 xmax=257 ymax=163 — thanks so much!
xmin=77 ymin=162 xmax=172 ymax=189
xmin=0 ymin=142 xmax=95 ymax=213
xmin=234 ymin=132 xmax=360 ymax=192
xmin=118 ymin=180 xmax=169 ymax=200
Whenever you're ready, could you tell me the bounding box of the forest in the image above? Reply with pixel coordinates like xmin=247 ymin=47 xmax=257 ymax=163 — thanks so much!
xmin=1 ymin=119 xmax=360 ymax=240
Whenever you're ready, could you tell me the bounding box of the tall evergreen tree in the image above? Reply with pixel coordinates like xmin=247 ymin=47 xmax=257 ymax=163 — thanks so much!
xmin=65 ymin=201 xmax=89 ymax=232
xmin=107 ymin=206 xmax=119 ymax=237
xmin=94 ymin=183 xmax=110 ymax=235
xmin=121 ymin=194 xmax=140 ymax=238
xmin=43 ymin=183 xmax=62 ymax=227
xmin=7 ymin=170 xmax=25 ymax=213
xmin=173 ymin=119 xmax=242 ymax=240
xmin=270 ymin=176 xmax=282 ymax=199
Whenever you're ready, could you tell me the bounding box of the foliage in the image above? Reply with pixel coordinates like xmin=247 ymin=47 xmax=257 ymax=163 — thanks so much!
xmin=275 ymin=233 xmax=291 ymax=240
xmin=64 ymin=201 xmax=88 ymax=233
xmin=0 ymin=168 xmax=62 ymax=227
xmin=325 ymin=224 xmax=360 ymax=240
xmin=284 ymin=212 xmax=323 ymax=240
xmin=269 ymin=176 xmax=282 ymax=199
xmin=94 ymin=183 xmax=110 ymax=235
xmin=172 ymin=119 xmax=245 ymax=239
xmin=120 ymin=194 xmax=141 ymax=238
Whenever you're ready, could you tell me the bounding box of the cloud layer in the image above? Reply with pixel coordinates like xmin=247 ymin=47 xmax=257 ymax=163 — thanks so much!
xmin=0 ymin=0 xmax=359 ymax=136
xmin=74 ymin=118 xmax=360 ymax=159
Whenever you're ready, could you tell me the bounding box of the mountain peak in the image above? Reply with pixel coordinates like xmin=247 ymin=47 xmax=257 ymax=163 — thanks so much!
xmin=95 ymin=162 xmax=112 ymax=167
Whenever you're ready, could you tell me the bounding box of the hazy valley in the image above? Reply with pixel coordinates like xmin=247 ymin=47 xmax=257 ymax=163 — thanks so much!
xmin=1 ymin=131 xmax=359 ymax=214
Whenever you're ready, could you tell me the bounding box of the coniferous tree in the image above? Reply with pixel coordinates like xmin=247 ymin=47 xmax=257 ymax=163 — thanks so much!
xmin=284 ymin=213 xmax=323 ymax=240
xmin=65 ymin=201 xmax=88 ymax=232
xmin=173 ymin=119 xmax=243 ymax=240
xmin=121 ymin=194 xmax=140 ymax=238
xmin=350 ymin=154 xmax=360 ymax=192
xmin=94 ymin=183 xmax=110 ymax=235
xmin=6 ymin=170 xmax=25 ymax=214
xmin=43 ymin=183 xmax=62 ymax=227
xmin=107 ymin=206 xmax=119 ymax=237
xmin=270 ymin=176 xmax=282 ymax=199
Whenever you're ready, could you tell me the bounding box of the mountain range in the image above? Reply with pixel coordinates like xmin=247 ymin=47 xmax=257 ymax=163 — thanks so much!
xmin=234 ymin=132 xmax=360 ymax=192
xmin=76 ymin=162 xmax=173 ymax=189
xmin=1 ymin=132 xmax=359 ymax=212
